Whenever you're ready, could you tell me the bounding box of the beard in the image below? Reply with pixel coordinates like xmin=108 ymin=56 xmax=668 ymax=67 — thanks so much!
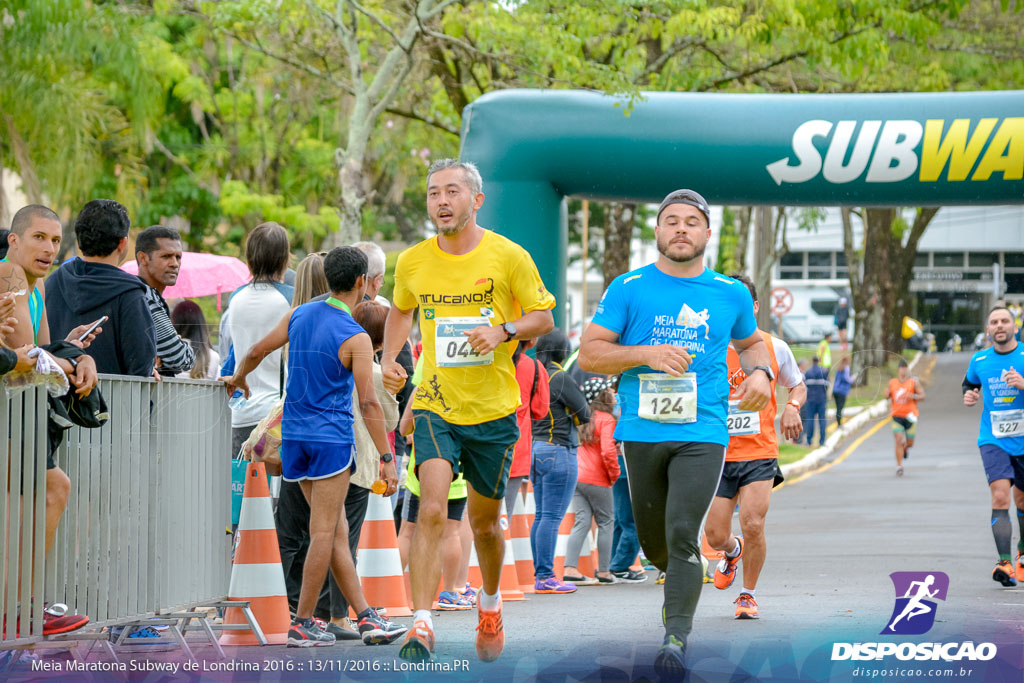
xmin=992 ymin=329 xmax=1012 ymax=343
xmin=657 ymin=235 xmax=706 ymax=264
xmin=432 ymin=207 xmax=472 ymax=236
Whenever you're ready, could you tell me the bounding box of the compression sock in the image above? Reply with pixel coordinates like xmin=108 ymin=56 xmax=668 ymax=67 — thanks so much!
xmin=1017 ymin=509 xmax=1024 ymax=553
xmin=992 ymin=509 xmax=1012 ymax=561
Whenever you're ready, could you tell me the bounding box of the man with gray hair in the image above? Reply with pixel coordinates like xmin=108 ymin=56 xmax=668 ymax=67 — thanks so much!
xmin=383 ymin=158 xmax=555 ymax=663
xmin=352 ymin=241 xmax=386 ymax=301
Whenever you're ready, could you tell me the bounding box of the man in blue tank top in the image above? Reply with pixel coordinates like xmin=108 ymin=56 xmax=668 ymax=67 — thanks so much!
xmin=579 ymin=189 xmax=773 ymax=678
xmin=224 ymin=246 xmax=406 ymax=648
xmin=962 ymin=305 xmax=1024 ymax=587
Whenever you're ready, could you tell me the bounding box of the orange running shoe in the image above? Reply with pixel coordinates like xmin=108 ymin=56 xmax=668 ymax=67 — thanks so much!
xmin=1016 ymin=551 xmax=1024 ymax=582
xmin=734 ymin=592 xmax=759 ymax=619
xmin=475 ymin=602 xmax=504 ymax=662
xmin=992 ymin=560 xmax=1017 ymax=587
xmin=398 ymin=619 xmax=435 ymax=663
xmin=713 ymin=536 xmax=744 ymax=590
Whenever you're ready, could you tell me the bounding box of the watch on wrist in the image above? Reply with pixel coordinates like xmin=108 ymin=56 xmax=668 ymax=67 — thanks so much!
xmin=787 ymin=399 xmax=801 ymax=410
xmin=379 ymin=452 xmax=394 ymax=464
xmin=752 ymin=365 xmax=774 ymax=382
xmin=68 ymin=356 xmax=79 ymax=371
xmin=501 ymin=321 xmax=517 ymax=342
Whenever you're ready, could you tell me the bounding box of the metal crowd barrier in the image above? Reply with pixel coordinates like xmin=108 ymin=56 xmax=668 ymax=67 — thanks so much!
xmin=2 ymin=375 xmax=231 ymax=653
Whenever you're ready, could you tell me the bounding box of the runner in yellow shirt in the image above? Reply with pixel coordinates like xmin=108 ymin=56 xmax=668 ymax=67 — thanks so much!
xmin=382 ymin=159 xmax=555 ymax=663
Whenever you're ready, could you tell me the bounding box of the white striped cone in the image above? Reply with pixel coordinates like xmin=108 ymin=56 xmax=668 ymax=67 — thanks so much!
xmin=553 ymin=511 xmax=574 ymax=578
xmin=498 ymin=501 xmax=525 ymax=601
xmin=354 ymin=491 xmax=412 ymax=617
xmin=510 ymin=488 xmax=535 ymax=592
xmin=576 ymin=528 xmax=597 ymax=576
xmin=465 ymin=503 xmax=526 ymax=601
xmin=221 ymin=462 xmax=289 ymax=645
xmin=524 ymin=481 xmax=537 ymax=528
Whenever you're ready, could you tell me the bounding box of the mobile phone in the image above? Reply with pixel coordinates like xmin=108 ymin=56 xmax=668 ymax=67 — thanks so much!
xmin=77 ymin=315 xmax=108 ymax=342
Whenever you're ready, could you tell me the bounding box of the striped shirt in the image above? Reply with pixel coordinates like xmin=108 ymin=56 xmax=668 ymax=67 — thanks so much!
xmin=142 ymin=282 xmax=195 ymax=376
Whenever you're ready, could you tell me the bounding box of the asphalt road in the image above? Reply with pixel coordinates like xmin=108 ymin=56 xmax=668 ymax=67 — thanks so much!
xmin=8 ymin=353 xmax=1022 ymax=682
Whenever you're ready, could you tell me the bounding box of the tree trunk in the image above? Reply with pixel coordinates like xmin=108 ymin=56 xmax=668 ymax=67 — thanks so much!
xmin=603 ymin=202 xmax=635 ymax=289
xmin=844 ymin=207 xmax=938 ymax=381
xmin=863 ymin=208 xmax=900 ymax=367
xmin=733 ymin=206 xmax=752 ymax=272
xmin=753 ymin=206 xmax=778 ymax=330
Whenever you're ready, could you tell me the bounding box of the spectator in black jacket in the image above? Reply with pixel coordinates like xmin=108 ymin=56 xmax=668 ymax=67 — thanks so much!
xmin=135 ymin=226 xmax=194 ymax=376
xmin=530 ymin=328 xmax=590 ymax=594
xmin=46 ymin=199 xmax=156 ymax=378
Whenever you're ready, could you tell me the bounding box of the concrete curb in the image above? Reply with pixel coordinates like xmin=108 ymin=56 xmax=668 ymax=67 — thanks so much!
xmin=780 ymin=351 xmax=925 ymax=481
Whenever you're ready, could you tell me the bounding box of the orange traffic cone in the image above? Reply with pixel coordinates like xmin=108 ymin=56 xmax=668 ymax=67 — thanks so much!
xmin=498 ymin=502 xmax=525 ymax=601
xmin=552 ymin=510 xmax=574 ymax=577
xmin=510 ymin=489 xmax=535 ymax=592
xmin=525 ymin=480 xmax=536 ymax=527
xmin=465 ymin=503 xmax=526 ymax=602
xmin=576 ymin=527 xmax=598 ymax=577
xmin=220 ymin=462 xmax=290 ymax=645
xmin=354 ymin=492 xmax=413 ymax=617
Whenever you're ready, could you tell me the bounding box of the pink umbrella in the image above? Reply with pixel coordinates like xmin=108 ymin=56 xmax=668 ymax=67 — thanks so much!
xmin=123 ymin=251 xmax=251 ymax=310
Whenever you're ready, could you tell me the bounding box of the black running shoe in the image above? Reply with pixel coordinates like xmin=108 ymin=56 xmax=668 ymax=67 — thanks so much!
xmin=325 ymin=619 xmax=361 ymax=641
xmin=993 ymin=560 xmax=1018 ymax=587
xmin=358 ymin=608 xmax=408 ymax=645
xmin=287 ymin=618 xmax=335 ymax=647
xmin=611 ymin=569 xmax=649 ymax=583
xmin=655 ymin=634 xmax=686 ymax=680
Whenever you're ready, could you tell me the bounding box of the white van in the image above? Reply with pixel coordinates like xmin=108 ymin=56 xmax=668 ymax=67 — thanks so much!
xmin=770 ymin=284 xmax=852 ymax=344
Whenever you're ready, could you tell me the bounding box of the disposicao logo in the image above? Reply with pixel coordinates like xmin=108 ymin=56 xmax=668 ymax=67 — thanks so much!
xmin=831 ymin=571 xmax=997 ymax=663
xmin=882 ymin=571 xmax=948 ymax=635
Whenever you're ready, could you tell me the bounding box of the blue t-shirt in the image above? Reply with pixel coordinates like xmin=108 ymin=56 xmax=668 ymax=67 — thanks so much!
xmin=282 ymin=300 xmax=365 ymax=444
xmin=591 ymin=264 xmax=757 ymax=446
xmin=965 ymin=343 xmax=1024 ymax=454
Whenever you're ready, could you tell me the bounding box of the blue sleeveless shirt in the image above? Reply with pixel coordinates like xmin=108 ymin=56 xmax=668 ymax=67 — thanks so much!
xmin=281 ymin=300 xmax=364 ymax=444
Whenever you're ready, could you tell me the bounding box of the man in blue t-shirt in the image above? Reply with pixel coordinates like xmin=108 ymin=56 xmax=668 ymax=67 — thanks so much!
xmin=962 ymin=305 xmax=1024 ymax=587
xmin=579 ymin=189 xmax=773 ymax=677
xmin=224 ymin=247 xmax=406 ymax=648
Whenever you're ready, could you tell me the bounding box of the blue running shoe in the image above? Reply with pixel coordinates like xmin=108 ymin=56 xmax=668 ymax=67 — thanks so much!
xmin=655 ymin=634 xmax=686 ymax=680
xmin=437 ymin=590 xmax=473 ymax=611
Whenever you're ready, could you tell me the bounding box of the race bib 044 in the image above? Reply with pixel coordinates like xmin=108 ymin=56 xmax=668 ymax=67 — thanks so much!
xmin=638 ymin=373 xmax=697 ymax=424
xmin=435 ymin=316 xmax=494 ymax=368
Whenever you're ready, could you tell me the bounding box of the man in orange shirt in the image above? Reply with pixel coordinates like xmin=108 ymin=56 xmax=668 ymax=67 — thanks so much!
xmin=705 ymin=274 xmax=806 ymax=619
xmin=885 ymin=359 xmax=925 ymax=476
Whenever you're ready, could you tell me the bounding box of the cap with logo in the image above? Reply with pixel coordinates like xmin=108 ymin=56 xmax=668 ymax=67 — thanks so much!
xmin=657 ymin=189 xmax=711 ymax=225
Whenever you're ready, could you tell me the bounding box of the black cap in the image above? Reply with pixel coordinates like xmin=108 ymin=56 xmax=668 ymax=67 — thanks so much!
xmin=657 ymin=189 xmax=711 ymax=225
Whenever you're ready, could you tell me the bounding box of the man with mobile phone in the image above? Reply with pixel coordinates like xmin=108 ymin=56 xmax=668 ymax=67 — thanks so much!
xmin=46 ymin=199 xmax=156 ymax=378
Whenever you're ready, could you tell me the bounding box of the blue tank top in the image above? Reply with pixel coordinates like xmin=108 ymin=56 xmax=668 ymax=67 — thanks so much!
xmin=0 ymin=257 xmax=42 ymax=343
xmin=281 ymin=300 xmax=364 ymax=444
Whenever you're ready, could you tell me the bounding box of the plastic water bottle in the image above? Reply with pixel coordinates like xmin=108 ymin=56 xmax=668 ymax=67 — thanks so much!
xmin=227 ymin=390 xmax=246 ymax=410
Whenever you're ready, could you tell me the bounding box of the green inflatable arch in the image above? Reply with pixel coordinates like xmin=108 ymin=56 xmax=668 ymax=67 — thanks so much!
xmin=458 ymin=89 xmax=1024 ymax=325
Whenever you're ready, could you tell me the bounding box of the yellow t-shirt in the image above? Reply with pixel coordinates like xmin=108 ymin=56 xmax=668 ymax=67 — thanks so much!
xmin=393 ymin=230 xmax=556 ymax=425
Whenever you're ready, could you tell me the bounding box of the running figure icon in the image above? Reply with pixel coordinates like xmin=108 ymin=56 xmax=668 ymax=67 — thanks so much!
xmin=886 ymin=574 xmax=939 ymax=632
